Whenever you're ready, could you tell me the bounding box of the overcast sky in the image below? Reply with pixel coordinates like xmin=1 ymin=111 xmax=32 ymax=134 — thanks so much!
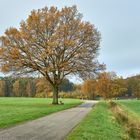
xmin=0 ymin=0 xmax=140 ymax=80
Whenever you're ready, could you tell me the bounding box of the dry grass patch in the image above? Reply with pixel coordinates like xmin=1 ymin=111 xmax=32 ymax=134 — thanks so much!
xmin=110 ymin=101 xmax=140 ymax=139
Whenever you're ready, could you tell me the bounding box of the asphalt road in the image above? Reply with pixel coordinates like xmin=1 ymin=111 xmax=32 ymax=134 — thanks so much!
xmin=0 ymin=100 xmax=97 ymax=140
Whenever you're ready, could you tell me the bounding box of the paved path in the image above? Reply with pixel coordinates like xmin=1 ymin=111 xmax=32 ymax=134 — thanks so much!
xmin=0 ymin=100 xmax=97 ymax=140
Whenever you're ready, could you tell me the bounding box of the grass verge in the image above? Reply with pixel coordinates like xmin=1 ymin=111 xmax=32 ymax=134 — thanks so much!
xmin=0 ymin=97 xmax=82 ymax=128
xmin=111 ymin=101 xmax=140 ymax=139
xmin=66 ymin=102 xmax=126 ymax=140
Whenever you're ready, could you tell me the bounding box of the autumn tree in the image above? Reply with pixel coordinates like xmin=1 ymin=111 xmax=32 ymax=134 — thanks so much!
xmin=0 ymin=80 xmax=5 ymax=96
xmin=35 ymin=78 xmax=51 ymax=97
xmin=96 ymin=72 xmax=127 ymax=99
xmin=82 ymin=79 xmax=97 ymax=99
xmin=0 ymin=6 xmax=103 ymax=104
xmin=26 ymin=80 xmax=36 ymax=97
xmin=12 ymin=80 xmax=20 ymax=96
xmin=112 ymin=77 xmax=127 ymax=98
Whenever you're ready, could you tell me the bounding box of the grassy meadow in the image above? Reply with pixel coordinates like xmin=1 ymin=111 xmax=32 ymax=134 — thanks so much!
xmin=0 ymin=97 xmax=82 ymax=128
xmin=117 ymin=99 xmax=140 ymax=116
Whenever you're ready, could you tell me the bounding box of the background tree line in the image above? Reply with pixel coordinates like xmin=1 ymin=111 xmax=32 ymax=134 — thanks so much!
xmin=81 ymin=72 xmax=140 ymax=100
xmin=0 ymin=73 xmax=140 ymax=99
xmin=0 ymin=77 xmax=74 ymax=97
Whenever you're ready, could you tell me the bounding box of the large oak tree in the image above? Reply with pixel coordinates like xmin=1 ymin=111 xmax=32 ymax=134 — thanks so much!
xmin=0 ymin=6 xmax=103 ymax=104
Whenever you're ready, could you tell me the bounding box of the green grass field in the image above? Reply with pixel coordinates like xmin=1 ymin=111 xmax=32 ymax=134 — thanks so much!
xmin=0 ymin=97 xmax=82 ymax=128
xmin=66 ymin=102 xmax=126 ymax=140
xmin=117 ymin=99 xmax=140 ymax=116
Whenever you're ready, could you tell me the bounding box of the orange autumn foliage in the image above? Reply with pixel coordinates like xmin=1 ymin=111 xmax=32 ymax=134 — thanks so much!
xmin=96 ymin=72 xmax=127 ymax=99
xmin=82 ymin=79 xmax=97 ymax=99
xmin=0 ymin=6 xmax=104 ymax=104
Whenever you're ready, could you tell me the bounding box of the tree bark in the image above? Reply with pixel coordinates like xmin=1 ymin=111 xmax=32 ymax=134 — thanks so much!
xmin=52 ymin=85 xmax=59 ymax=104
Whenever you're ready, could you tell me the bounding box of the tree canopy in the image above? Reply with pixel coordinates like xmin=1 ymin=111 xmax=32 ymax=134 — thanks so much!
xmin=0 ymin=6 xmax=104 ymax=104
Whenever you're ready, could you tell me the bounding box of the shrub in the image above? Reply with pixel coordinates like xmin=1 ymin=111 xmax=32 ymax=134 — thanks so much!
xmin=35 ymin=92 xmax=47 ymax=98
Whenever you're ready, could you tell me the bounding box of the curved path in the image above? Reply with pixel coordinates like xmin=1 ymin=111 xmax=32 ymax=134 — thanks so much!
xmin=0 ymin=100 xmax=97 ymax=140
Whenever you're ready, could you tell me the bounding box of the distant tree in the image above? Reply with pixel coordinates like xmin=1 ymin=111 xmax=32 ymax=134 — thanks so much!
xmin=112 ymin=77 xmax=127 ymax=98
xmin=0 ymin=80 xmax=5 ymax=96
xmin=3 ymin=77 xmax=15 ymax=96
xmin=126 ymin=76 xmax=140 ymax=99
xmin=82 ymin=79 xmax=97 ymax=99
xmin=96 ymin=72 xmax=126 ymax=99
xmin=12 ymin=78 xmax=36 ymax=97
xmin=26 ymin=80 xmax=36 ymax=97
xmin=59 ymin=79 xmax=74 ymax=92
xmin=20 ymin=79 xmax=29 ymax=96
xmin=0 ymin=6 xmax=104 ymax=104
xmin=35 ymin=78 xmax=51 ymax=97
xmin=134 ymin=83 xmax=140 ymax=99
xmin=28 ymin=80 xmax=36 ymax=97
xmin=13 ymin=80 xmax=20 ymax=96
xmin=74 ymin=84 xmax=82 ymax=92
xmin=96 ymin=72 xmax=112 ymax=99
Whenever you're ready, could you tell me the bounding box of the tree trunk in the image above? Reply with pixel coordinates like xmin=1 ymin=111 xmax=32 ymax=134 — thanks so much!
xmin=52 ymin=85 xmax=59 ymax=104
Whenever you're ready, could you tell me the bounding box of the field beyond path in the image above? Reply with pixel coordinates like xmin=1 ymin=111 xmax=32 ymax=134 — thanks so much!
xmin=0 ymin=100 xmax=96 ymax=140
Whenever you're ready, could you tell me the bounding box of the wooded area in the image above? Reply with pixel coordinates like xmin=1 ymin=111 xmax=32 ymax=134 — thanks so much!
xmin=81 ymin=72 xmax=140 ymax=99
xmin=0 ymin=73 xmax=139 ymax=99
xmin=0 ymin=77 xmax=74 ymax=97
